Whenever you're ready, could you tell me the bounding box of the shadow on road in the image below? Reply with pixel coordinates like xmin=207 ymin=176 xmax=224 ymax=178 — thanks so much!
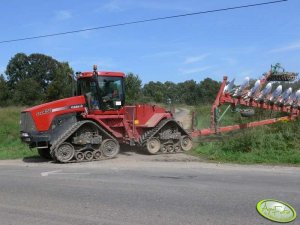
xmin=22 ymin=156 xmax=52 ymax=163
xmin=21 ymin=145 xmax=146 ymax=163
xmin=119 ymin=144 xmax=146 ymax=156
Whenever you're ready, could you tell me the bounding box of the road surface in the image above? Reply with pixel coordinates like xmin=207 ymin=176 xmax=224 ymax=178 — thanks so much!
xmin=0 ymin=152 xmax=299 ymax=225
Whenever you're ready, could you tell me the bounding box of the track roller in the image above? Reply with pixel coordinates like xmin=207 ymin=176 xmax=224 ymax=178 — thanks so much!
xmin=167 ymin=144 xmax=174 ymax=153
xmin=93 ymin=150 xmax=102 ymax=160
xmin=84 ymin=151 xmax=93 ymax=161
xmin=75 ymin=152 xmax=84 ymax=161
xmin=160 ymin=144 xmax=167 ymax=153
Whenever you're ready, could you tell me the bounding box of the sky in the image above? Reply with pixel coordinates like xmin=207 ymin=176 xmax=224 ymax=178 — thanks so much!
xmin=0 ymin=0 xmax=299 ymax=84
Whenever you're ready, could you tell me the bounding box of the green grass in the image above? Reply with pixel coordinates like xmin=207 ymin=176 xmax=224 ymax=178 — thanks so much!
xmin=0 ymin=107 xmax=37 ymax=159
xmin=193 ymin=105 xmax=300 ymax=165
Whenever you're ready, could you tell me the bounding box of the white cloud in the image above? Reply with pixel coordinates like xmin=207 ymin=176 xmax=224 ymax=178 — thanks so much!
xmin=179 ymin=66 xmax=211 ymax=75
xmin=96 ymin=0 xmax=193 ymax=13
xmin=269 ymin=41 xmax=300 ymax=53
xmin=97 ymin=0 xmax=128 ymax=12
xmin=135 ymin=1 xmax=193 ymax=11
xmin=183 ymin=54 xmax=209 ymax=64
xmin=55 ymin=10 xmax=72 ymax=20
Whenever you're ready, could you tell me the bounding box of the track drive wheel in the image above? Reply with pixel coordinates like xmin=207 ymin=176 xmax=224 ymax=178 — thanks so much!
xmin=146 ymin=138 xmax=161 ymax=154
xmin=55 ymin=142 xmax=75 ymax=162
xmin=101 ymin=139 xmax=120 ymax=158
xmin=180 ymin=135 xmax=193 ymax=151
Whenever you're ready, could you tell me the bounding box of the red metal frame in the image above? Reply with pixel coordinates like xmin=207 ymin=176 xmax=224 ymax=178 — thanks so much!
xmin=83 ymin=104 xmax=172 ymax=143
xmin=191 ymin=76 xmax=300 ymax=138
xmin=79 ymin=71 xmax=125 ymax=78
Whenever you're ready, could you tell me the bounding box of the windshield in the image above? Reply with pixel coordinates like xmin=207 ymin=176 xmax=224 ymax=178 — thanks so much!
xmin=98 ymin=77 xmax=123 ymax=102
xmin=77 ymin=76 xmax=124 ymax=111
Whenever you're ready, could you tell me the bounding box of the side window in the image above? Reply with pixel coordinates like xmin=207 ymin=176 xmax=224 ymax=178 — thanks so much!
xmin=90 ymin=81 xmax=99 ymax=109
xmin=78 ymin=79 xmax=91 ymax=95
xmin=111 ymin=80 xmax=120 ymax=99
xmin=90 ymin=81 xmax=97 ymax=96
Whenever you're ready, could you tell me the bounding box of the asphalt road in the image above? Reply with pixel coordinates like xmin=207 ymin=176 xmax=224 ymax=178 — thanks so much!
xmin=0 ymin=153 xmax=299 ymax=225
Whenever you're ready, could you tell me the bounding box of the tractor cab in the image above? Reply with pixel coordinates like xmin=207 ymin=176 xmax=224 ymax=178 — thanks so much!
xmin=76 ymin=66 xmax=125 ymax=111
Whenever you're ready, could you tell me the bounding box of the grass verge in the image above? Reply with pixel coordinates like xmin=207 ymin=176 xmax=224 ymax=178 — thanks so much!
xmin=193 ymin=116 xmax=300 ymax=165
xmin=0 ymin=107 xmax=37 ymax=160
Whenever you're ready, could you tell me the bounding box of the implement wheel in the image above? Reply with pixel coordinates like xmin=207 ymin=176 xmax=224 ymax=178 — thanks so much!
xmin=240 ymin=109 xmax=255 ymax=117
xmin=55 ymin=142 xmax=75 ymax=162
xmin=146 ymin=138 xmax=161 ymax=154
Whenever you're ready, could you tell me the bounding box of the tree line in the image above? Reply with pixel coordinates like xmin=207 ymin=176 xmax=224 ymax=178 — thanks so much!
xmin=0 ymin=53 xmax=221 ymax=107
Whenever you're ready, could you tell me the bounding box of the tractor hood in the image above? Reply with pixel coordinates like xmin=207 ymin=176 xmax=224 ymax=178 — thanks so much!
xmin=22 ymin=96 xmax=86 ymax=132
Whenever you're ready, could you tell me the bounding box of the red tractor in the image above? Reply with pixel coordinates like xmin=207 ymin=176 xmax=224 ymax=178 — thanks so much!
xmin=20 ymin=66 xmax=193 ymax=163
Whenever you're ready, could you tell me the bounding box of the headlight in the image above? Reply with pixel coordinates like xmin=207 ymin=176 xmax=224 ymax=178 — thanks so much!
xmin=21 ymin=132 xmax=29 ymax=137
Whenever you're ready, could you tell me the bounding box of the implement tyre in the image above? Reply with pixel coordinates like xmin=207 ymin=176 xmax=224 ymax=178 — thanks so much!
xmin=240 ymin=109 xmax=255 ymax=117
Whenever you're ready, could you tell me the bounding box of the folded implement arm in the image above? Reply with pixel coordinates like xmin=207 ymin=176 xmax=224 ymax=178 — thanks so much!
xmin=191 ymin=75 xmax=300 ymax=138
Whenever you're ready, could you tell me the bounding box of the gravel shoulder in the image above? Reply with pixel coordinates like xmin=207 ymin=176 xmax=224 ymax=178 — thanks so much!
xmin=174 ymin=107 xmax=192 ymax=130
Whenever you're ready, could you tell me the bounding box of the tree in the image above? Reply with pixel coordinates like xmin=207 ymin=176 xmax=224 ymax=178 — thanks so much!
xmin=177 ymin=80 xmax=198 ymax=105
xmin=0 ymin=75 xmax=10 ymax=106
xmin=163 ymin=81 xmax=178 ymax=104
xmin=5 ymin=53 xmax=29 ymax=88
xmin=5 ymin=53 xmax=73 ymax=105
xmin=125 ymin=73 xmax=142 ymax=104
xmin=198 ymin=78 xmax=221 ymax=103
xmin=45 ymin=62 xmax=73 ymax=101
xmin=13 ymin=78 xmax=41 ymax=105
xmin=143 ymin=81 xmax=165 ymax=103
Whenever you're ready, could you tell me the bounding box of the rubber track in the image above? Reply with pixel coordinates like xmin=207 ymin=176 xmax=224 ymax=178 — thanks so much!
xmin=139 ymin=119 xmax=190 ymax=149
xmin=50 ymin=120 xmax=119 ymax=163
